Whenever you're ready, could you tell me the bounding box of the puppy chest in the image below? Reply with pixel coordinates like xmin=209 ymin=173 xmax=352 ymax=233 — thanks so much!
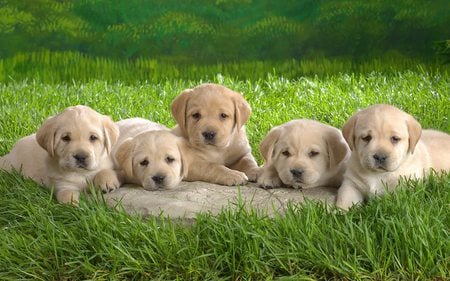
xmin=365 ymin=174 xmax=401 ymax=196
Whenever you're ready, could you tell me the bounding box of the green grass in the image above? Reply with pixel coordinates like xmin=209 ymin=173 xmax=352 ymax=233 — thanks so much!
xmin=0 ymin=51 xmax=447 ymax=83
xmin=0 ymin=171 xmax=449 ymax=280
xmin=0 ymin=55 xmax=449 ymax=279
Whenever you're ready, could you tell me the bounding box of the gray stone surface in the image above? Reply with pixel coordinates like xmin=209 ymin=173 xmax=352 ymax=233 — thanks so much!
xmin=104 ymin=181 xmax=337 ymax=218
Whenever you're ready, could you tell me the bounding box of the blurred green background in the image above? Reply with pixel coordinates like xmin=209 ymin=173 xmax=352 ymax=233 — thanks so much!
xmin=1 ymin=0 xmax=449 ymax=62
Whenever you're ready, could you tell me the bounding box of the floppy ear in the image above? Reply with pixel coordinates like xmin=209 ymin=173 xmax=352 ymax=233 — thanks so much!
xmin=342 ymin=114 xmax=358 ymax=151
xmin=171 ymin=89 xmax=193 ymax=138
xmin=176 ymin=138 xmax=192 ymax=178
xmin=177 ymin=142 xmax=189 ymax=179
xmin=259 ymin=126 xmax=282 ymax=162
xmin=102 ymin=116 xmax=119 ymax=155
xmin=233 ymin=93 xmax=251 ymax=130
xmin=326 ymin=130 xmax=350 ymax=169
xmin=406 ymin=115 xmax=422 ymax=154
xmin=36 ymin=116 xmax=58 ymax=157
xmin=115 ymin=138 xmax=134 ymax=178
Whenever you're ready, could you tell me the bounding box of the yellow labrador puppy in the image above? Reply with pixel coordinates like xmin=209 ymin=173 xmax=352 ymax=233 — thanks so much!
xmin=258 ymin=119 xmax=350 ymax=189
xmin=0 ymin=105 xmax=119 ymax=204
xmin=111 ymin=118 xmax=187 ymax=190
xmin=336 ymin=104 xmax=450 ymax=210
xmin=171 ymin=83 xmax=259 ymax=185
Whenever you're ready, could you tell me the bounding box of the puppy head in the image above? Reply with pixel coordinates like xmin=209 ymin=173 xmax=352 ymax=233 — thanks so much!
xmin=171 ymin=83 xmax=251 ymax=148
xmin=342 ymin=104 xmax=422 ymax=172
xmin=260 ymin=120 xmax=349 ymax=189
xmin=114 ymin=131 xmax=187 ymax=190
xmin=36 ymin=105 xmax=119 ymax=172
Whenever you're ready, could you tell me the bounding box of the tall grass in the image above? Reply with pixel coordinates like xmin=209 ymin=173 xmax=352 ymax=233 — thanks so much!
xmin=0 ymin=170 xmax=448 ymax=280
xmin=0 ymin=51 xmax=445 ymax=83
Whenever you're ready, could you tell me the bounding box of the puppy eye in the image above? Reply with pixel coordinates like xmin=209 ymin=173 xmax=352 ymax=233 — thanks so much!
xmin=308 ymin=151 xmax=319 ymax=158
xmin=139 ymin=159 xmax=149 ymax=167
xmin=220 ymin=113 xmax=229 ymax=119
xmin=391 ymin=136 xmax=401 ymax=144
xmin=166 ymin=156 xmax=175 ymax=164
xmin=192 ymin=113 xmax=201 ymax=120
xmin=282 ymin=150 xmax=291 ymax=157
xmin=61 ymin=135 xmax=71 ymax=142
xmin=89 ymin=135 xmax=98 ymax=141
xmin=362 ymin=135 xmax=372 ymax=143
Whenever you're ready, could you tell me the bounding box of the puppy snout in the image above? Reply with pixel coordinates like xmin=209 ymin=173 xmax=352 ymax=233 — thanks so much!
xmin=202 ymin=131 xmax=216 ymax=141
xmin=373 ymin=153 xmax=388 ymax=164
xmin=290 ymin=168 xmax=304 ymax=179
xmin=73 ymin=152 xmax=88 ymax=164
xmin=152 ymin=174 xmax=166 ymax=185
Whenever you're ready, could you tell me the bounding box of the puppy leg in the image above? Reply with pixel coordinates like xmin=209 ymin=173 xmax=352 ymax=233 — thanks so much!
xmin=335 ymin=183 xmax=364 ymax=211
xmin=93 ymin=169 xmax=121 ymax=193
xmin=257 ymin=164 xmax=283 ymax=189
xmin=56 ymin=188 xmax=80 ymax=205
xmin=186 ymin=161 xmax=248 ymax=186
xmin=229 ymin=153 xmax=259 ymax=182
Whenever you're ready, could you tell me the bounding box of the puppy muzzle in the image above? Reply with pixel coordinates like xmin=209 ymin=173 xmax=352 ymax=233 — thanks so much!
xmin=144 ymin=174 xmax=167 ymax=190
xmin=202 ymin=130 xmax=216 ymax=145
xmin=70 ymin=151 xmax=92 ymax=169
xmin=372 ymin=152 xmax=389 ymax=171
xmin=290 ymin=168 xmax=304 ymax=182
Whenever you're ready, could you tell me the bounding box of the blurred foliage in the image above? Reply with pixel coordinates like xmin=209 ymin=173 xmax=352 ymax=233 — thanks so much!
xmin=1 ymin=51 xmax=444 ymax=84
xmin=434 ymin=40 xmax=450 ymax=64
xmin=0 ymin=0 xmax=449 ymax=62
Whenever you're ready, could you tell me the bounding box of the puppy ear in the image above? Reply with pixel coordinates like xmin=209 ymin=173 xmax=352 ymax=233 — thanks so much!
xmin=115 ymin=138 xmax=134 ymax=178
xmin=259 ymin=126 xmax=282 ymax=162
xmin=36 ymin=116 xmax=58 ymax=157
xmin=177 ymin=141 xmax=189 ymax=179
xmin=406 ymin=115 xmax=422 ymax=154
xmin=171 ymin=89 xmax=193 ymax=138
xmin=233 ymin=93 xmax=251 ymax=130
xmin=342 ymin=114 xmax=358 ymax=151
xmin=326 ymin=130 xmax=350 ymax=169
xmin=102 ymin=116 xmax=119 ymax=155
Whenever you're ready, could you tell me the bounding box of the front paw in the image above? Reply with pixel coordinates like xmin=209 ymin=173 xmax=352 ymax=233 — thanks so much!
xmin=257 ymin=173 xmax=283 ymax=189
xmin=245 ymin=167 xmax=262 ymax=182
xmin=93 ymin=169 xmax=120 ymax=193
xmin=222 ymin=170 xmax=248 ymax=186
xmin=56 ymin=189 xmax=80 ymax=205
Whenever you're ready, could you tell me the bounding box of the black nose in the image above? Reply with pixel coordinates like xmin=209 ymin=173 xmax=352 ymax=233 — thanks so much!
xmin=290 ymin=169 xmax=304 ymax=178
xmin=202 ymin=131 xmax=216 ymax=141
xmin=373 ymin=153 xmax=388 ymax=164
xmin=73 ymin=153 xmax=88 ymax=163
xmin=152 ymin=175 xmax=165 ymax=185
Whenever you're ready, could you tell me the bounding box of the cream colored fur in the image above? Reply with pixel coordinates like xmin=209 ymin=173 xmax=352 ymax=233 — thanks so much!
xmin=0 ymin=105 xmax=119 ymax=204
xmin=258 ymin=119 xmax=350 ymax=189
xmin=110 ymin=118 xmax=187 ymax=190
xmin=336 ymin=104 xmax=450 ymax=210
xmin=171 ymin=83 xmax=259 ymax=186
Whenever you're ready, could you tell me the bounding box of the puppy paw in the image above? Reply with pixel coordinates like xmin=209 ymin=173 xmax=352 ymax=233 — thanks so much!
xmin=93 ymin=169 xmax=120 ymax=193
xmin=222 ymin=170 xmax=248 ymax=186
xmin=56 ymin=189 xmax=80 ymax=205
xmin=245 ymin=167 xmax=262 ymax=182
xmin=257 ymin=173 xmax=283 ymax=189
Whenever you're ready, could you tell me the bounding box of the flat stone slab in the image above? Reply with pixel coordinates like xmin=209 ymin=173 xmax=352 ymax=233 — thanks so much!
xmin=104 ymin=182 xmax=337 ymax=219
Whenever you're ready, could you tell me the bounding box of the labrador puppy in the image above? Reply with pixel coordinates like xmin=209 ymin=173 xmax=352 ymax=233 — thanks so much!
xmin=111 ymin=118 xmax=187 ymax=190
xmin=0 ymin=105 xmax=119 ymax=204
xmin=336 ymin=104 xmax=450 ymax=210
xmin=171 ymin=83 xmax=259 ymax=185
xmin=258 ymin=119 xmax=350 ymax=189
